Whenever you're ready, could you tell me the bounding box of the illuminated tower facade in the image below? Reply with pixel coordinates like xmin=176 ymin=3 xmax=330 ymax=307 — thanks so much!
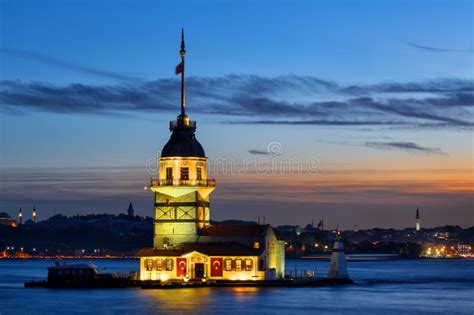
xmin=415 ymin=208 xmax=421 ymax=231
xmin=150 ymin=30 xmax=215 ymax=248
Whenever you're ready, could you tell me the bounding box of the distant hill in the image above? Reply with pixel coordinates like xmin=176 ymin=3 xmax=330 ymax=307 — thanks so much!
xmin=1 ymin=213 xmax=472 ymax=258
xmin=0 ymin=213 xmax=154 ymax=255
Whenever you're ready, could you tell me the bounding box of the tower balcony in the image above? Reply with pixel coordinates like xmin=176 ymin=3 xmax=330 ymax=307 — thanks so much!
xmin=170 ymin=120 xmax=196 ymax=131
xmin=150 ymin=178 xmax=216 ymax=188
xmin=149 ymin=178 xmax=216 ymax=198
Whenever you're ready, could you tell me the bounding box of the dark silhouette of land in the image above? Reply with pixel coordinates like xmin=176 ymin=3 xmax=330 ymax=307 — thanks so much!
xmin=1 ymin=211 xmax=473 ymax=258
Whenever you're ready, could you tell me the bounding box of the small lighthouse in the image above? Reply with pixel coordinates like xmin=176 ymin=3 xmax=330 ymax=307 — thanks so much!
xmin=327 ymin=232 xmax=349 ymax=280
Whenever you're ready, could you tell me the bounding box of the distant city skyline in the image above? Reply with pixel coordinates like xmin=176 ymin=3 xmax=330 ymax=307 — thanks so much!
xmin=0 ymin=166 xmax=470 ymax=229
xmin=1 ymin=0 xmax=473 ymax=228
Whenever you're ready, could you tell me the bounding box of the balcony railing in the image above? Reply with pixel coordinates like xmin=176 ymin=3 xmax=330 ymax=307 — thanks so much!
xmin=150 ymin=178 xmax=216 ymax=188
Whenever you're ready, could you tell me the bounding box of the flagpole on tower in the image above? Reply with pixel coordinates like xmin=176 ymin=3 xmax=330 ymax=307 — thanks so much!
xmin=180 ymin=28 xmax=186 ymax=116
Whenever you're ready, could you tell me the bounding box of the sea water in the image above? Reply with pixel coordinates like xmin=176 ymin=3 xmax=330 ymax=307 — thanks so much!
xmin=1 ymin=259 xmax=473 ymax=314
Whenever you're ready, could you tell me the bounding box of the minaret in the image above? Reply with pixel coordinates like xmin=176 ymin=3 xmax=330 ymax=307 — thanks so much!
xmin=150 ymin=30 xmax=215 ymax=248
xmin=415 ymin=208 xmax=421 ymax=231
xmin=18 ymin=208 xmax=23 ymax=225
xmin=32 ymin=205 xmax=37 ymax=223
xmin=327 ymin=232 xmax=349 ymax=279
xmin=127 ymin=202 xmax=135 ymax=217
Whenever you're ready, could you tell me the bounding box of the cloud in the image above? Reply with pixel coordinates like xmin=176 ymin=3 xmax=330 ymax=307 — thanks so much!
xmin=0 ymin=75 xmax=473 ymax=128
xmin=236 ymin=119 xmax=405 ymax=126
xmin=248 ymin=149 xmax=270 ymax=155
xmin=314 ymin=138 xmax=446 ymax=155
xmin=365 ymin=141 xmax=446 ymax=155
xmin=0 ymin=48 xmax=138 ymax=81
xmin=342 ymin=79 xmax=474 ymax=94
xmin=408 ymin=43 xmax=474 ymax=54
xmin=0 ymin=80 xmax=177 ymax=115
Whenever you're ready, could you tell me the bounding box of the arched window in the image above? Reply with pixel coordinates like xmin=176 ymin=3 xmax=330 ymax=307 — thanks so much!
xmin=245 ymin=259 xmax=253 ymax=271
xmin=225 ymin=259 xmax=232 ymax=271
xmin=180 ymin=167 xmax=189 ymax=180
xmin=166 ymin=258 xmax=173 ymax=271
xmin=156 ymin=259 xmax=163 ymax=271
xmin=235 ymin=259 xmax=242 ymax=271
xmin=166 ymin=167 xmax=173 ymax=181
xmin=145 ymin=259 xmax=153 ymax=271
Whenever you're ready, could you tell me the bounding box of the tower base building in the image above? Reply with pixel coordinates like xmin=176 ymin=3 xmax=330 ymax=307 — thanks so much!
xmin=138 ymin=31 xmax=285 ymax=282
xmin=138 ymin=225 xmax=285 ymax=281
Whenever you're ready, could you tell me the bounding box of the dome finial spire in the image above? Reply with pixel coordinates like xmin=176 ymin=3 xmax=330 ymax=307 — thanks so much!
xmin=179 ymin=28 xmax=186 ymax=117
xmin=173 ymin=29 xmax=193 ymax=129
xmin=180 ymin=28 xmax=186 ymax=56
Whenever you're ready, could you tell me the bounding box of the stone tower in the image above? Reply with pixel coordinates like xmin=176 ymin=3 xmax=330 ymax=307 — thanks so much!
xmin=150 ymin=30 xmax=215 ymax=248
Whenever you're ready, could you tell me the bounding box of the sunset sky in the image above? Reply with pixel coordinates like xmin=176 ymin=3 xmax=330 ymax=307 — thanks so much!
xmin=0 ymin=0 xmax=472 ymax=228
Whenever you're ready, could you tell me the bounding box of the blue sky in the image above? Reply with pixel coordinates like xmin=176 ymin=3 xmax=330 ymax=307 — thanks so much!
xmin=0 ymin=0 xmax=472 ymax=228
xmin=2 ymin=0 xmax=472 ymax=84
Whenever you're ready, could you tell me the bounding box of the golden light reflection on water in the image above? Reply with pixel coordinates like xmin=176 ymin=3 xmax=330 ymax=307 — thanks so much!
xmin=140 ymin=286 xmax=263 ymax=311
xmin=228 ymin=287 xmax=261 ymax=302
xmin=141 ymin=287 xmax=214 ymax=311
xmin=230 ymin=287 xmax=260 ymax=293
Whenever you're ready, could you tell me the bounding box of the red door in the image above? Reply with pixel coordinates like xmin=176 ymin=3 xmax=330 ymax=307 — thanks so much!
xmin=210 ymin=258 xmax=223 ymax=277
xmin=177 ymin=258 xmax=187 ymax=277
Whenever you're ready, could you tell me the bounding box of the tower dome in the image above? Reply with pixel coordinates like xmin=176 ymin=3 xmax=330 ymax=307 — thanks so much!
xmin=161 ymin=118 xmax=205 ymax=158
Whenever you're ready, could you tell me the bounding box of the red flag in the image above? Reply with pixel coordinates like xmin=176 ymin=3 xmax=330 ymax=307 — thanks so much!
xmin=210 ymin=258 xmax=223 ymax=277
xmin=176 ymin=258 xmax=187 ymax=277
xmin=175 ymin=62 xmax=183 ymax=75
xmin=317 ymin=220 xmax=323 ymax=229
